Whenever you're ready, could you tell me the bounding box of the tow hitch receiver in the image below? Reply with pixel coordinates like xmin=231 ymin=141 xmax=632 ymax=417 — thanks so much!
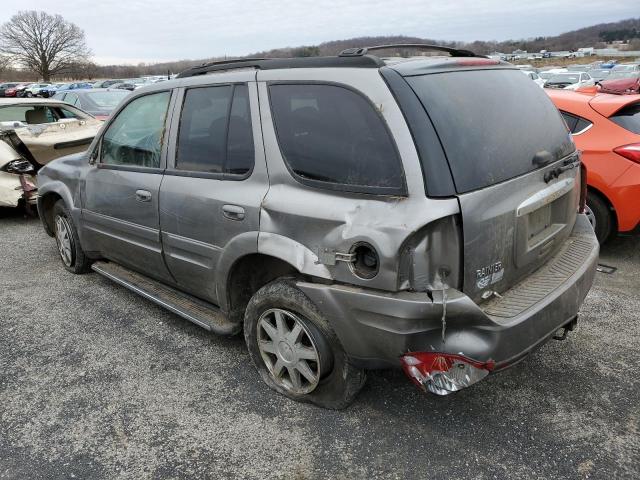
xmin=553 ymin=316 xmax=578 ymax=341
xmin=400 ymin=352 xmax=495 ymax=396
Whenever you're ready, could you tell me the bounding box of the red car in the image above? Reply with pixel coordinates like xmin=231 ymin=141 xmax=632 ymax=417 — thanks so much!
xmin=3 ymin=83 xmax=30 ymax=97
xmin=599 ymin=73 xmax=640 ymax=95
xmin=547 ymin=88 xmax=640 ymax=242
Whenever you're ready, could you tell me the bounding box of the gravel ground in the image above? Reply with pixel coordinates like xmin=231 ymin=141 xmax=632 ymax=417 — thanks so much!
xmin=1 ymin=209 xmax=639 ymax=480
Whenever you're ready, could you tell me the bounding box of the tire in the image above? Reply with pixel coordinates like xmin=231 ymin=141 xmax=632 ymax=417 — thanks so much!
xmin=586 ymin=192 xmax=613 ymax=244
xmin=244 ymin=279 xmax=366 ymax=409
xmin=25 ymin=91 xmax=32 ymax=97
xmin=52 ymin=200 xmax=91 ymax=273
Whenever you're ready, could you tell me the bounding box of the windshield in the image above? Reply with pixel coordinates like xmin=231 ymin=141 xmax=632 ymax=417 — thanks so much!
xmin=405 ymin=69 xmax=574 ymax=193
xmin=612 ymin=65 xmax=637 ymax=71
xmin=0 ymin=103 xmax=90 ymax=123
xmin=83 ymin=90 xmax=129 ymax=109
xmin=547 ymin=74 xmax=581 ymax=84
xmin=607 ymin=72 xmax=640 ymax=80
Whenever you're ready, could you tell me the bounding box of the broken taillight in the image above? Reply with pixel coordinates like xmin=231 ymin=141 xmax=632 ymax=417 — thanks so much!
xmin=400 ymin=352 xmax=495 ymax=395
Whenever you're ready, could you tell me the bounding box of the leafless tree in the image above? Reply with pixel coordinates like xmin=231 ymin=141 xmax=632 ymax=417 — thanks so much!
xmin=0 ymin=11 xmax=91 ymax=81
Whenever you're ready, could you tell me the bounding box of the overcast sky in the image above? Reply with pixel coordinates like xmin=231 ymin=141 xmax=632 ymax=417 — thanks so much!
xmin=1 ymin=0 xmax=637 ymax=65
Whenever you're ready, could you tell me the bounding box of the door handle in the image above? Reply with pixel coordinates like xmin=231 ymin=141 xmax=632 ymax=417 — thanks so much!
xmin=135 ymin=190 xmax=152 ymax=202
xmin=222 ymin=204 xmax=245 ymax=221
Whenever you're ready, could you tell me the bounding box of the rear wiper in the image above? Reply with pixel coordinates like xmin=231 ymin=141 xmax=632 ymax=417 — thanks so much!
xmin=532 ymin=150 xmax=553 ymax=167
xmin=544 ymin=156 xmax=581 ymax=183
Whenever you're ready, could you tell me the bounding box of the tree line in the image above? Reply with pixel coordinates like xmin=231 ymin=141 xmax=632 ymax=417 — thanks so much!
xmin=1 ymin=11 xmax=638 ymax=83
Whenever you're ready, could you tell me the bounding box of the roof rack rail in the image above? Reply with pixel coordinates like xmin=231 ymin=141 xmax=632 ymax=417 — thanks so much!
xmin=339 ymin=44 xmax=481 ymax=58
xmin=176 ymin=55 xmax=384 ymax=78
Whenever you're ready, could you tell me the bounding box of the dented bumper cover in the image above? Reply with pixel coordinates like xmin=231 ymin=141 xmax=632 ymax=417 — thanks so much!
xmin=298 ymin=214 xmax=598 ymax=370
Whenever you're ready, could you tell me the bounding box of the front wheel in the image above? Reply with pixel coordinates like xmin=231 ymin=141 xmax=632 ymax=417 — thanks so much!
xmin=25 ymin=91 xmax=32 ymax=98
xmin=244 ymin=279 xmax=366 ymax=409
xmin=52 ymin=200 xmax=91 ymax=273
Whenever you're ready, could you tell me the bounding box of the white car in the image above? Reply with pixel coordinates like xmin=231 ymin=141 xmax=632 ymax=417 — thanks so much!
xmin=521 ymin=70 xmax=545 ymax=88
xmin=544 ymin=72 xmax=594 ymax=90
xmin=23 ymin=83 xmax=51 ymax=97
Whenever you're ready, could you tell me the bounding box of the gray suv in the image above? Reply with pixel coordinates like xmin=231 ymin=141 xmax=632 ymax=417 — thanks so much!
xmin=37 ymin=45 xmax=599 ymax=408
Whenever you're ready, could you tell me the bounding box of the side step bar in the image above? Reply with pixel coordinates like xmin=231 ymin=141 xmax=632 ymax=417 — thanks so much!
xmin=91 ymin=261 xmax=239 ymax=335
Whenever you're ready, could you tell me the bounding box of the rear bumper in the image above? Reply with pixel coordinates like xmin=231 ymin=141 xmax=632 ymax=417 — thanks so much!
xmin=298 ymin=214 xmax=599 ymax=369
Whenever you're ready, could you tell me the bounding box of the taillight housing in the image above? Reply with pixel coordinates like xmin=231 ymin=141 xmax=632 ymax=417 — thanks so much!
xmin=613 ymin=143 xmax=640 ymax=164
xmin=400 ymin=352 xmax=495 ymax=395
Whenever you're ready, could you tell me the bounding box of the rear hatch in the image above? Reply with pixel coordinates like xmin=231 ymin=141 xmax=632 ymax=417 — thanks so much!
xmin=403 ymin=67 xmax=580 ymax=302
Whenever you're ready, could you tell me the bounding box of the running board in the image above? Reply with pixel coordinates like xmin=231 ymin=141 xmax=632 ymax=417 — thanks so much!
xmin=91 ymin=261 xmax=239 ymax=335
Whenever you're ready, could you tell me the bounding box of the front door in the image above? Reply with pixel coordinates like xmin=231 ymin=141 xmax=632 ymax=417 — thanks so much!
xmin=159 ymin=74 xmax=267 ymax=304
xmin=82 ymin=90 xmax=175 ymax=282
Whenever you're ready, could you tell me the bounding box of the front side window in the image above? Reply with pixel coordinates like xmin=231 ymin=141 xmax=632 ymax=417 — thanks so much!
xmin=269 ymin=83 xmax=404 ymax=194
xmin=100 ymin=91 xmax=170 ymax=168
xmin=175 ymin=84 xmax=254 ymax=175
xmin=0 ymin=104 xmax=87 ymax=124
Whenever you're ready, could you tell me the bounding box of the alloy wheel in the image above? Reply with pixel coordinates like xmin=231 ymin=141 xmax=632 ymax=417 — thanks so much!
xmin=55 ymin=215 xmax=74 ymax=267
xmin=257 ymin=308 xmax=322 ymax=395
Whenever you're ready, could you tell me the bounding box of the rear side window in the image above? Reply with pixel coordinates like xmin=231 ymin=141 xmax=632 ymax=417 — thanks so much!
xmin=560 ymin=111 xmax=592 ymax=135
xmin=176 ymin=84 xmax=254 ymax=175
xmin=610 ymin=103 xmax=640 ymax=134
xmin=269 ymin=83 xmax=405 ymax=195
xmin=406 ymin=70 xmax=575 ymax=193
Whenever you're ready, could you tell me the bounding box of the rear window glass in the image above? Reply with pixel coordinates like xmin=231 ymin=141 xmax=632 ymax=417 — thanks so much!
xmin=269 ymin=84 xmax=405 ymax=195
xmin=547 ymin=74 xmax=581 ymax=84
xmin=406 ymin=70 xmax=575 ymax=193
xmin=84 ymin=91 xmax=129 ymax=109
xmin=610 ymin=103 xmax=640 ymax=134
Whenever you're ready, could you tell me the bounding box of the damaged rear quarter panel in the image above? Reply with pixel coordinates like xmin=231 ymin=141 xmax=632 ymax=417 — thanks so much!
xmin=256 ymin=69 xmax=459 ymax=291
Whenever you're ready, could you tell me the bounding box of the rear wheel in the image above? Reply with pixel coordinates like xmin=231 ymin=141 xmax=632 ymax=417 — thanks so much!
xmin=244 ymin=279 xmax=366 ymax=409
xmin=586 ymin=192 xmax=613 ymax=244
xmin=52 ymin=200 xmax=91 ymax=273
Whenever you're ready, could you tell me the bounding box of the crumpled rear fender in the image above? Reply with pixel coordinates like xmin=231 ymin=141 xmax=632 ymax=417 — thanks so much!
xmin=0 ymin=171 xmax=23 ymax=207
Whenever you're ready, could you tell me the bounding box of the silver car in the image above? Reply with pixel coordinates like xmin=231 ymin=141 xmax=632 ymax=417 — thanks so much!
xmin=37 ymin=45 xmax=599 ymax=408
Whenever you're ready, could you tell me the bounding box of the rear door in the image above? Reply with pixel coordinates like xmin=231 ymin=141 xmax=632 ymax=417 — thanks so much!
xmin=158 ymin=72 xmax=267 ymax=304
xmin=404 ymin=68 xmax=581 ymax=301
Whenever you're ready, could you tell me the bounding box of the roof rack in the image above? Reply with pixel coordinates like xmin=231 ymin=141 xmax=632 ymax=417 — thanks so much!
xmin=176 ymin=44 xmax=483 ymax=78
xmin=176 ymin=55 xmax=384 ymax=78
xmin=339 ymin=44 xmax=481 ymax=58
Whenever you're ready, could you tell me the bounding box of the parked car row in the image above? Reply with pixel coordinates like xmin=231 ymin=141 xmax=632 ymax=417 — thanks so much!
xmin=519 ymin=62 xmax=640 ymax=92
xmin=0 ymin=76 xmax=170 ymax=99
